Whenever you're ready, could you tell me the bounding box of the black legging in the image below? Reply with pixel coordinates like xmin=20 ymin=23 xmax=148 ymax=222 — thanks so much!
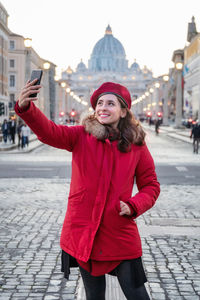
xmin=79 ymin=261 xmax=150 ymax=300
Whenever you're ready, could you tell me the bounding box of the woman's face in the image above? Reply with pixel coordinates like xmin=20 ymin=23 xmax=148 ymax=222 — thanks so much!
xmin=95 ymin=94 xmax=126 ymax=128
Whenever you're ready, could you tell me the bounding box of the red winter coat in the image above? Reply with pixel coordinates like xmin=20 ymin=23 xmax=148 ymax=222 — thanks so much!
xmin=15 ymin=102 xmax=160 ymax=263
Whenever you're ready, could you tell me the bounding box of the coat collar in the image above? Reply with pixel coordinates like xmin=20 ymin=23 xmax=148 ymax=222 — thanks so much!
xmin=83 ymin=117 xmax=108 ymax=141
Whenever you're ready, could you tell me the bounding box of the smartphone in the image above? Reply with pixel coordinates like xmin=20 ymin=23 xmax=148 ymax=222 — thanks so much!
xmin=30 ymin=69 xmax=43 ymax=98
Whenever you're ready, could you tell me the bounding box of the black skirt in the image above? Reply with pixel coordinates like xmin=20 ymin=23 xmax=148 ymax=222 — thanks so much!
xmin=61 ymin=250 xmax=147 ymax=288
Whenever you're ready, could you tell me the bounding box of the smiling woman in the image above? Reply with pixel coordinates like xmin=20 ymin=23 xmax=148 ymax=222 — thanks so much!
xmin=15 ymin=79 xmax=160 ymax=300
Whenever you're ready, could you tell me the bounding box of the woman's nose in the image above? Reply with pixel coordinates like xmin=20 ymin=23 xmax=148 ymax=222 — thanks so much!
xmin=101 ymin=103 xmax=108 ymax=109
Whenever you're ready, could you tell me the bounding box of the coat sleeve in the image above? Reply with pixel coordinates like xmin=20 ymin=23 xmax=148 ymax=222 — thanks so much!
xmin=126 ymin=143 xmax=160 ymax=218
xmin=15 ymin=101 xmax=82 ymax=151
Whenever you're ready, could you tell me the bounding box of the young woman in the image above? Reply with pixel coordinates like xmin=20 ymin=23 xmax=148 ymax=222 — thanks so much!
xmin=15 ymin=80 xmax=160 ymax=300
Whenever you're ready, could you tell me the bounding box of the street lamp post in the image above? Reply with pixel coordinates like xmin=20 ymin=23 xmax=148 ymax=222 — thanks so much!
xmin=149 ymin=88 xmax=154 ymax=116
xmin=154 ymin=82 xmax=160 ymax=115
xmin=144 ymin=92 xmax=149 ymax=119
xmin=24 ymin=38 xmax=32 ymax=83
xmin=66 ymin=87 xmax=71 ymax=113
xmin=138 ymin=98 xmax=142 ymax=118
xmin=54 ymin=75 xmax=60 ymax=123
xmin=172 ymin=49 xmax=184 ymax=128
xmin=61 ymin=82 xmax=66 ymax=116
xmin=163 ymin=75 xmax=169 ymax=126
xmin=43 ymin=62 xmax=50 ymax=119
xmin=199 ymin=85 xmax=200 ymax=123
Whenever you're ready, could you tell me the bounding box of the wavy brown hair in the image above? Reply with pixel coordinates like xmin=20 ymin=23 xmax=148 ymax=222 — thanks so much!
xmin=83 ymin=97 xmax=146 ymax=153
xmin=117 ymin=111 xmax=146 ymax=152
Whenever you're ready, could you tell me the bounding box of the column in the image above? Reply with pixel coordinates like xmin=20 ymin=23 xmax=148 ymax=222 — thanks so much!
xmin=172 ymin=49 xmax=184 ymax=128
xmin=175 ymin=70 xmax=183 ymax=127
xmin=163 ymin=75 xmax=169 ymax=126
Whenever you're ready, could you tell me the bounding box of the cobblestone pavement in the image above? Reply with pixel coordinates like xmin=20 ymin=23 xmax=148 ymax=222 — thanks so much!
xmin=0 ymin=178 xmax=200 ymax=299
xmin=0 ymin=179 xmax=79 ymax=300
xmin=137 ymin=182 xmax=200 ymax=300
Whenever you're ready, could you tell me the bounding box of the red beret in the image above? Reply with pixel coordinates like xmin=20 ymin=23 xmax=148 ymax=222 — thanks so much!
xmin=90 ymin=82 xmax=132 ymax=109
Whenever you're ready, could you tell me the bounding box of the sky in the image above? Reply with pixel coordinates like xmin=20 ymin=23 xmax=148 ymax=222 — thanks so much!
xmin=2 ymin=0 xmax=200 ymax=77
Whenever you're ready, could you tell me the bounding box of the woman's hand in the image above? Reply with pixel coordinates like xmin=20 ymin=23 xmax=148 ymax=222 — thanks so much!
xmin=18 ymin=79 xmax=42 ymax=109
xmin=119 ymin=201 xmax=131 ymax=216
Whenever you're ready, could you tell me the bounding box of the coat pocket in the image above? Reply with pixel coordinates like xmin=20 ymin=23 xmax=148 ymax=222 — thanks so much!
xmin=114 ymin=200 xmax=135 ymax=228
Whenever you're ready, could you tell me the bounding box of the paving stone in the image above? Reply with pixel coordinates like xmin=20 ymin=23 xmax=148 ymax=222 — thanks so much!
xmin=0 ymin=293 xmax=12 ymax=299
xmin=151 ymin=293 xmax=166 ymax=300
xmin=61 ymin=294 xmax=75 ymax=300
xmin=46 ymin=286 xmax=61 ymax=293
xmin=62 ymin=286 xmax=76 ymax=293
xmin=183 ymin=297 xmax=200 ymax=300
xmin=43 ymin=295 xmax=60 ymax=300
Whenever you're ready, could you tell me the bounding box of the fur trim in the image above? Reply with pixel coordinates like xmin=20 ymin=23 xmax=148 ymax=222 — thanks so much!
xmin=83 ymin=117 xmax=107 ymax=140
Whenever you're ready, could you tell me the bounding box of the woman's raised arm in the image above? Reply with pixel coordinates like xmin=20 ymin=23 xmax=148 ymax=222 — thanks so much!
xmin=15 ymin=80 xmax=82 ymax=151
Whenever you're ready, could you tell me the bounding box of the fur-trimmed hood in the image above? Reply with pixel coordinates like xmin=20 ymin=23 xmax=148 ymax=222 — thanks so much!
xmin=83 ymin=117 xmax=108 ymax=141
xmin=82 ymin=112 xmax=146 ymax=150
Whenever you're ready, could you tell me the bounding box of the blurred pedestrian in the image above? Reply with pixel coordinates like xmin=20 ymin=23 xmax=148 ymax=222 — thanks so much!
xmin=148 ymin=116 xmax=151 ymax=126
xmin=15 ymin=80 xmax=160 ymax=300
xmin=21 ymin=123 xmax=30 ymax=148
xmin=190 ymin=123 xmax=200 ymax=154
xmin=1 ymin=119 xmax=8 ymax=143
xmin=17 ymin=122 xmax=23 ymax=148
xmin=9 ymin=118 xmax=16 ymax=144
xmin=155 ymin=119 xmax=160 ymax=135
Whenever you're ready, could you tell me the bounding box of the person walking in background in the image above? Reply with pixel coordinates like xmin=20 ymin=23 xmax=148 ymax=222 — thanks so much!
xmin=190 ymin=123 xmax=200 ymax=154
xmin=21 ymin=123 xmax=30 ymax=148
xmin=155 ymin=118 xmax=161 ymax=135
xmin=1 ymin=119 xmax=9 ymax=143
xmin=15 ymin=79 xmax=160 ymax=300
xmin=17 ymin=121 xmax=23 ymax=148
xmin=9 ymin=117 xmax=17 ymax=144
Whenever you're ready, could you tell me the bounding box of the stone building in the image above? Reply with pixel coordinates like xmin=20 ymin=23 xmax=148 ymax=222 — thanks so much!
xmin=0 ymin=1 xmax=57 ymax=126
xmin=8 ymin=34 xmax=56 ymax=120
xmin=183 ymin=17 xmax=200 ymax=121
xmin=0 ymin=2 xmax=9 ymax=123
xmin=59 ymin=25 xmax=154 ymax=118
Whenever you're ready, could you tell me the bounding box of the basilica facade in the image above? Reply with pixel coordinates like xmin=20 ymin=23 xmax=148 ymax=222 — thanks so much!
xmin=61 ymin=25 xmax=154 ymax=113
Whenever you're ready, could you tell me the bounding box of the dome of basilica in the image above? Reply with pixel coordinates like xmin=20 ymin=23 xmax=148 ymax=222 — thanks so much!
xmin=130 ymin=59 xmax=140 ymax=72
xmin=76 ymin=59 xmax=87 ymax=72
xmin=88 ymin=25 xmax=128 ymax=72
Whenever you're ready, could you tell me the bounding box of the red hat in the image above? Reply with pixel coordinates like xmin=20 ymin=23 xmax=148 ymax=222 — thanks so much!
xmin=90 ymin=82 xmax=132 ymax=109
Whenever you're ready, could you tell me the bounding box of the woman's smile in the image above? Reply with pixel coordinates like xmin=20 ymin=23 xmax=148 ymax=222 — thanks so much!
xmin=99 ymin=113 xmax=110 ymax=118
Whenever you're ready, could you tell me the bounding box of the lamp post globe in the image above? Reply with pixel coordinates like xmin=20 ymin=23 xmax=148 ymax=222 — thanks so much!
xmin=43 ymin=62 xmax=50 ymax=70
xmin=24 ymin=38 xmax=32 ymax=48
xmin=163 ymin=75 xmax=169 ymax=82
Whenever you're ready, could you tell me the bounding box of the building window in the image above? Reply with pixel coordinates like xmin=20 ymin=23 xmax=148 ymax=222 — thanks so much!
xmin=10 ymin=59 xmax=15 ymax=68
xmin=9 ymin=40 xmax=15 ymax=50
xmin=0 ymin=9 xmax=5 ymax=24
xmin=9 ymin=94 xmax=16 ymax=109
xmin=10 ymin=94 xmax=15 ymax=102
xmin=10 ymin=75 xmax=15 ymax=87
